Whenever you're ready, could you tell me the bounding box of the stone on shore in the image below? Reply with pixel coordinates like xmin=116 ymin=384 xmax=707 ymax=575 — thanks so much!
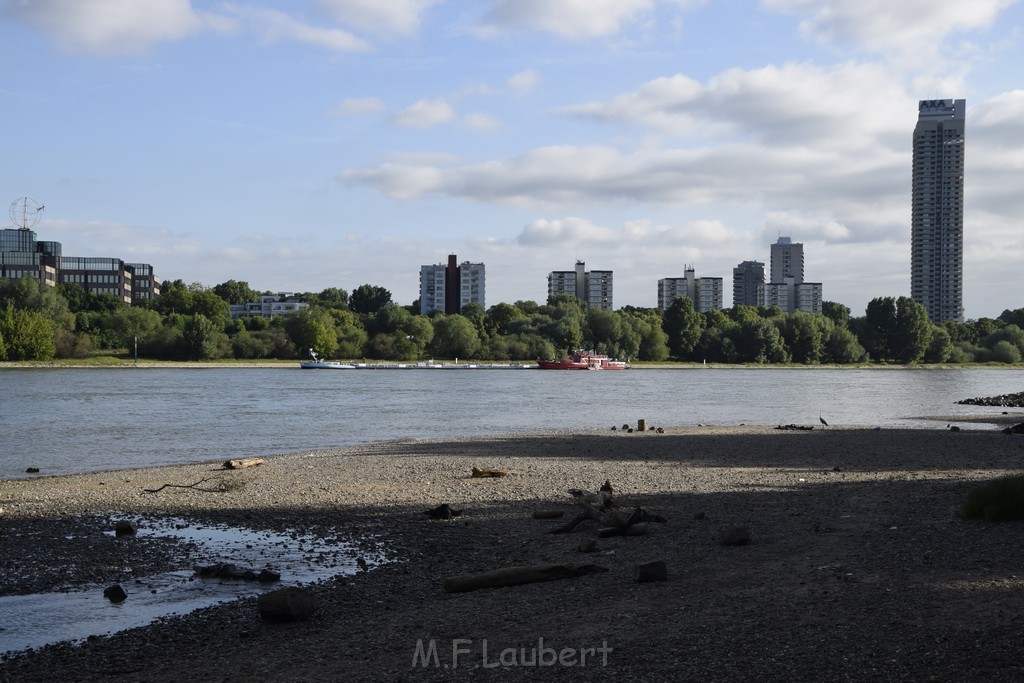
xmin=257 ymin=587 xmax=316 ymax=622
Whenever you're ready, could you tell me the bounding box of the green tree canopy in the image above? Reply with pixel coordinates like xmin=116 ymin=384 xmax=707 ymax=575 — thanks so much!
xmin=0 ymin=302 xmax=55 ymax=361
xmin=213 ymin=279 xmax=259 ymax=305
xmin=349 ymin=284 xmax=392 ymax=314
xmin=662 ymin=297 xmax=703 ymax=360
xmin=430 ymin=314 xmax=481 ymax=359
xmin=285 ymin=307 xmax=340 ymax=359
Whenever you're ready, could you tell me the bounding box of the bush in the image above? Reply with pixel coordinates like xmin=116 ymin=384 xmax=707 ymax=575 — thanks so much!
xmin=960 ymin=475 xmax=1024 ymax=521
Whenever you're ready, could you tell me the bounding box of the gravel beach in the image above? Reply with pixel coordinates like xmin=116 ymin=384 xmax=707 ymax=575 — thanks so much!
xmin=3 ymin=420 xmax=1024 ymax=682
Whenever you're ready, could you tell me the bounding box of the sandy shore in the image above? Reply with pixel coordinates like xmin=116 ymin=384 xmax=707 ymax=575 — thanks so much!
xmin=3 ymin=421 xmax=1024 ymax=681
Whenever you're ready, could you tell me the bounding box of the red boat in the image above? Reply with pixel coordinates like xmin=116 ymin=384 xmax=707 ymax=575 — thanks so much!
xmin=537 ymin=350 xmax=628 ymax=370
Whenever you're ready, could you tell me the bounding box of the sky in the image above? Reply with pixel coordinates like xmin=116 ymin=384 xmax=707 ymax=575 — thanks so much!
xmin=1 ymin=0 xmax=1022 ymax=319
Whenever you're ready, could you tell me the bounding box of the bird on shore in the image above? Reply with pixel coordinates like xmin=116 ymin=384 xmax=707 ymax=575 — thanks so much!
xmin=819 ymin=413 xmax=829 ymax=428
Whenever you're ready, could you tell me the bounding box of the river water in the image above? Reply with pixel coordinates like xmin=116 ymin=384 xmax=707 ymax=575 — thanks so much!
xmin=1 ymin=366 xmax=1021 ymax=480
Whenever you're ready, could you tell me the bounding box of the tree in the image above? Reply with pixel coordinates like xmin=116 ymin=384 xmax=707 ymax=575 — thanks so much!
xmin=992 ymin=340 xmax=1022 ymax=364
xmin=485 ymin=303 xmax=525 ymax=337
xmin=734 ymin=318 xmax=789 ymax=363
xmin=860 ymin=297 xmax=897 ymax=361
xmin=102 ymin=306 xmax=163 ymax=350
xmin=180 ymin=314 xmax=223 ymax=360
xmin=822 ymin=301 xmax=851 ymax=327
xmin=999 ymin=308 xmax=1024 ymax=329
xmin=662 ymin=297 xmax=703 ymax=360
xmin=923 ymin=326 xmax=953 ymax=363
xmin=316 ymin=287 xmax=349 ymax=309
xmin=328 ymin=309 xmax=368 ymax=358
xmin=213 ymin=280 xmax=259 ymax=305
xmin=891 ymin=296 xmax=932 ymax=364
xmin=0 ymin=303 xmax=56 ymax=360
xmin=780 ymin=312 xmax=825 ymax=364
xmin=1 ymin=276 xmax=74 ymax=329
xmin=285 ymin=307 xmax=339 ymax=358
xmin=585 ymin=308 xmax=621 ymax=353
xmin=349 ymin=284 xmax=392 ymax=314
xmin=430 ymin=314 xmax=481 ymax=359
xmin=823 ymin=325 xmax=868 ymax=364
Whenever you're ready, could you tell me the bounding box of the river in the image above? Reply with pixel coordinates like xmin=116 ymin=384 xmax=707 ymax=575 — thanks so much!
xmin=1 ymin=366 xmax=1020 ymax=479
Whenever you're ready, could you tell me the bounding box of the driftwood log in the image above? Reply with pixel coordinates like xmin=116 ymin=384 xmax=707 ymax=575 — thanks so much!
xmin=472 ymin=467 xmax=509 ymax=478
xmin=443 ymin=563 xmax=608 ymax=593
xmin=224 ymin=458 xmax=264 ymax=470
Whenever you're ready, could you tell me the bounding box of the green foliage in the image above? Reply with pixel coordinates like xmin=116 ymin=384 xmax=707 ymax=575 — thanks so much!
xmin=662 ymin=297 xmax=702 ymax=360
xmin=102 ymin=306 xmax=164 ymax=350
xmin=285 ymin=307 xmax=339 ymax=359
xmin=823 ymin=325 xmax=868 ymax=363
xmin=822 ymin=301 xmax=850 ymax=327
xmin=54 ymin=329 xmax=94 ymax=359
xmin=213 ymin=279 xmax=259 ymax=305
xmin=485 ymin=302 xmax=525 ymax=337
xmin=0 ymin=302 xmax=56 ymax=360
xmin=430 ymin=314 xmax=482 ymax=359
xmin=733 ymin=318 xmax=790 ymax=363
xmin=231 ymin=329 xmax=273 ymax=359
xmin=180 ymin=314 xmax=225 ymax=360
xmin=891 ymin=297 xmax=932 ymax=363
xmin=923 ymin=326 xmax=953 ymax=363
xmin=349 ymin=284 xmax=392 ymax=314
xmin=961 ymin=475 xmax=1024 ymax=521
xmin=1 ymin=277 xmax=74 ymax=330
xmin=991 ymin=340 xmax=1022 ymax=364
xmin=329 ymin=309 xmax=368 ymax=358
xmin=365 ymin=332 xmax=417 ymax=360
xmin=779 ymin=311 xmax=826 ymax=364
xmin=857 ymin=296 xmax=931 ymax=363
xmin=999 ymin=308 xmax=1024 ymax=328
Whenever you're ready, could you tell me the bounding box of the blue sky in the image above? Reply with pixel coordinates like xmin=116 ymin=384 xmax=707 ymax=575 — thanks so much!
xmin=1 ymin=0 xmax=1022 ymax=318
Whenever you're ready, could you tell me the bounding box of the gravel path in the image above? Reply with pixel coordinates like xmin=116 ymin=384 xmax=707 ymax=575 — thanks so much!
xmin=3 ymin=422 xmax=1024 ymax=682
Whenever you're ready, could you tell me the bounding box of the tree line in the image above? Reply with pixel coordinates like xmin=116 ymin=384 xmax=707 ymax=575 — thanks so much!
xmin=1 ymin=276 xmax=1022 ymax=365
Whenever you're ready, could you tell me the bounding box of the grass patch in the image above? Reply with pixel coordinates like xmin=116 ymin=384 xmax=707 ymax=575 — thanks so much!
xmin=960 ymin=475 xmax=1024 ymax=521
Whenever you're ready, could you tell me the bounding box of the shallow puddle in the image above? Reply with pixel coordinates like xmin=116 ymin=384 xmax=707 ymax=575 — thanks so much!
xmin=0 ymin=517 xmax=382 ymax=654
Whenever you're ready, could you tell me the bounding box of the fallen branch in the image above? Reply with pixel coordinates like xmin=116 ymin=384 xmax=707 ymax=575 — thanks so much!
xmin=443 ymin=563 xmax=607 ymax=593
xmin=223 ymin=458 xmax=264 ymax=470
xmin=142 ymin=477 xmax=226 ymax=494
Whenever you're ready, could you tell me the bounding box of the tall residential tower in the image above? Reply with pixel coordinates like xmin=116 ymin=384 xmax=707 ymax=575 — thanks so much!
xmin=911 ymin=98 xmax=965 ymax=323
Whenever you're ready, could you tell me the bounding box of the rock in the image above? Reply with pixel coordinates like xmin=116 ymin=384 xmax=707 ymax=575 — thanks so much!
xmin=1003 ymin=423 xmax=1024 ymax=435
xmin=656 ymin=427 xmax=665 ymax=434
xmin=531 ymin=509 xmax=565 ymax=520
xmin=425 ymin=503 xmax=462 ymax=519
xmin=636 ymin=560 xmax=668 ymax=582
xmin=103 ymin=585 xmax=127 ymax=603
xmin=257 ymin=569 xmax=281 ymax=583
xmin=257 ymin=587 xmax=315 ymax=622
xmin=577 ymin=539 xmax=598 ymax=553
xmin=637 ymin=419 xmax=647 ymax=432
xmin=114 ymin=520 xmax=138 ymax=537
xmin=194 ymin=563 xmax=248 ymax=579
xmin=25 ymin=467 xmax=39 ymax=474
xmin=720 ymin=526 xmax=752 ymax=546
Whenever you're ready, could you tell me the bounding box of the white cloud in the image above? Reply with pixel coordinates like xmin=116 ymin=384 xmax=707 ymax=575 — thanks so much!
xmin=762 ymin=0 xmax=1018 ymax=64
xmin=480 ymin=0 xmax=656 ymax=39
xmin=561 ymin=61 xmax=911 ymax=150
xmin=227 ymin=6 xmax=371 ymax=52
xmin=463 ymin=112 xmax=500 ymax=131
xmin=516 ymin=217 xmax=617 ymax=245
xmin=331 ymin=97 xmax=386 ymax=116
xmin=506 ymin=69 xmax=540 ymax=92
xmin=1 ymin=0 xmax=228 ymax=55
xmin=390 ymin=98 xmax=457 ymax=128
xmin=315 ymin=0 xmax=439 ymax=36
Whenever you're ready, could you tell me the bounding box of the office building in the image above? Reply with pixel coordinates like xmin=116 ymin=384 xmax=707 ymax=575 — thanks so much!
xmin=548 ymin=260 xmax=613 ymax=310
xmin=1 ymin=226 xmax=158 ymax=303
xmin=419 ymin=254 xmax=485 ymax=315
xmin=762 ymin=277 xmax=823 ymax=315
xmin=733 ymin=260 xmax=765 ymax=307
xmin=911 ymin=98 xmax=965 ymax=323
xmin=658 ymin=265 xmax=723 ymax=312
xmin=229 ymin=293 xmax=307 ymax=319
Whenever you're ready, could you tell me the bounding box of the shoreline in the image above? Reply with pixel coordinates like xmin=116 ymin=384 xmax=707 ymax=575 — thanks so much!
xmin=3 ymin=425 xmax=1024 ymax=680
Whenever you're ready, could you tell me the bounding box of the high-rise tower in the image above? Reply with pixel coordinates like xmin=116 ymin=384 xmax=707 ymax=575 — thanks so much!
xmin=770 ymin=236 xmax=803 ymax=284
xmin=912 ymin=99 xmax=965 ymax=323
